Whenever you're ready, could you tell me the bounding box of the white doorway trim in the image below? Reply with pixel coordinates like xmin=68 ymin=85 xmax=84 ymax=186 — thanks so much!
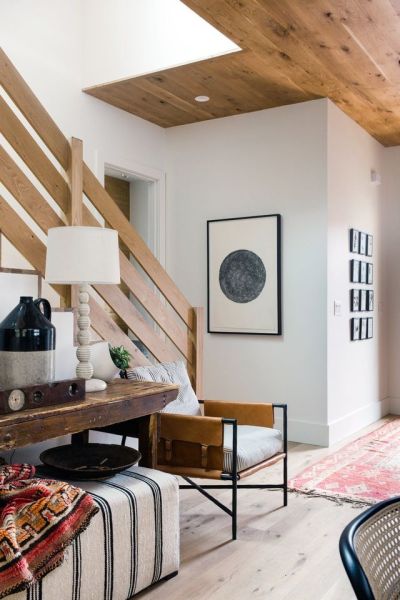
xmin=103 ymin=158 xmax=166 ymax=268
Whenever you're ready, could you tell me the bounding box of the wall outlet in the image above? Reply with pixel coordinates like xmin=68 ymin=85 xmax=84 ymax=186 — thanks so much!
xmin=334 ymin=301 xmax=342 ymax=316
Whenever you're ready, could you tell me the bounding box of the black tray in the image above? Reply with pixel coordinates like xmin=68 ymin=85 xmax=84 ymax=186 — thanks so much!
xmin=39 ymin=443 xmax=141 ymax=480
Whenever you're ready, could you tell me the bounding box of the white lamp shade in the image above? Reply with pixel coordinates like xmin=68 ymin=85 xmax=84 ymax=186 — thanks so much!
xmin=45 ymin=226 xmax=120 ymax=284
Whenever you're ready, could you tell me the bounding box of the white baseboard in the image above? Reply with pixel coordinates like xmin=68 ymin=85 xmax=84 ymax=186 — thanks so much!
xmin=389 ymin=397 xmax=400 ymax=414
xmin=275 ymin=398 xmax=390 ymax=448
xmin=327 ymin=397 xmax=390 ymax=446
xmin=274 ymin=416 xmax=329 ymax=447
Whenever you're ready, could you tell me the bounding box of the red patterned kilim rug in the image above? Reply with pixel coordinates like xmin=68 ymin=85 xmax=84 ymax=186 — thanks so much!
xmin=0 ymin=464 xmax=98 ymax=598
xmin=289 ymin=418 xmax=400 ymax=506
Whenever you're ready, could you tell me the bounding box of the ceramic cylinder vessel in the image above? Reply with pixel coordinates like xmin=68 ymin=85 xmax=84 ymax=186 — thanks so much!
xmin=90 ymin=341 xmax=119 ymax=383
xmin=0 ymin=297 xmax=56 ymax=389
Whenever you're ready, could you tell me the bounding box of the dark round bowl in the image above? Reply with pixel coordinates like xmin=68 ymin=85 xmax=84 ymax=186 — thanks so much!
xmin=40 ymin=443 xmax=141 ymax=480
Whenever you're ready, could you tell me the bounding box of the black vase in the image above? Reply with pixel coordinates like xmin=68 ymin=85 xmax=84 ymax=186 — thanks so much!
xmin=0 ymin=297 xmax=56 ymax=389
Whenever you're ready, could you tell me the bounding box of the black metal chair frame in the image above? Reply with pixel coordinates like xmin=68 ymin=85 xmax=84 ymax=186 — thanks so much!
xmin=339 ymin=496 xmax=400 ymax=600
xmin=179 ymin=403 xmax=288 ymax=540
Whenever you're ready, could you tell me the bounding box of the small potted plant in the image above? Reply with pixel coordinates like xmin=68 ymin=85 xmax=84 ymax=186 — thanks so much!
xmin=109 ymin=345 xmax=132 ymax=378
xmin=90 ymin=342 xmax=131 ymax=382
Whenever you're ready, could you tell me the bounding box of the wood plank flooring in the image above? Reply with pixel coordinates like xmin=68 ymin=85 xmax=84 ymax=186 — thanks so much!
xmin=137 ymin=421 xmax=389 ymax=599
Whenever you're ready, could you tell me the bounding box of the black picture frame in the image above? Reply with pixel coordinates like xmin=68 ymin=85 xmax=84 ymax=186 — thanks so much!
xmin=360 ymin=262 xmax=367 ymax=284
xmin=367 ymin=290 xmax=374 ymax=312
xmin=207 ymin=214 xmax=282 ymax=335
xmin=351 ymin=318 xmax=360 ymax=341
xmin=350 ymin=289 xmax=360 ymax=312
xmin=350 ymin=229 xmax=360 ymax=254
xmin=367 ymin=318 xmax=373 ymax=339
xmin=367 ymin=263 xmax=373 ymax=285
xmin=360 ymin=289 xmax=367 ymax=312
xmin=359 ymin=232 xmax=367 ymax=255
xmin=360 ymin=318 xmax=368 ymax=340
xmin=367 ymin=235 xmax=373 ymax=257
xmin=350 ymin=260 xmax=360 ymax=283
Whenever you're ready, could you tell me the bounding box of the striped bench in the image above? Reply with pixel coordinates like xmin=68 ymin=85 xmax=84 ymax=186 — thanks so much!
xmin=8 ymin=467 xmax=179 ymax=600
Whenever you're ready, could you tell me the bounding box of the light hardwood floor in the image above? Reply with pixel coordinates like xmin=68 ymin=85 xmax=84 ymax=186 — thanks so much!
xmin=138 ymin=421 xmax=387 ymax=600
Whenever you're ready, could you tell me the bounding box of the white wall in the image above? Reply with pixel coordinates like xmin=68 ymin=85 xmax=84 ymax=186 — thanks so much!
xmin=82 ymin=0 xmax=239 ymax=87
xmin=0 ymin=0 xmax=167 ymax=182
xmin=326 ymin=102 xmax=389 ymax=444
xmin=0 ymin=0 xmax=167 ymax=462
xmin=166 ymin=99 xmax=329 ymax=445
xmin=382 ymin=146 xmax=400 ymax=412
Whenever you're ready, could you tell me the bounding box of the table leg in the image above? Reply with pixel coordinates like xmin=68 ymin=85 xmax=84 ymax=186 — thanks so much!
xmin=71 ymin=430 xmax=89 ymax=445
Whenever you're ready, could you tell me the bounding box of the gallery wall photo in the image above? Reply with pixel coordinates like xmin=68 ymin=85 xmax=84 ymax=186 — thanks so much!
xmin=207 ymin=214 xmax=282 ymax=335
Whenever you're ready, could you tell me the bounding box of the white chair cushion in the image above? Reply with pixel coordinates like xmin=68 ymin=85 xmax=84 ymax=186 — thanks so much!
xmin=223 ymin=424 xmax=283 ymax=473
xmin=126 ymin=360 xmax=201 ymax=416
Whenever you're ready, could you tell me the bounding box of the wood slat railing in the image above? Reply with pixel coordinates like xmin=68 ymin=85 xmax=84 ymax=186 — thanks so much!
xmin=0 ymin=49 xmax=203 ymax=391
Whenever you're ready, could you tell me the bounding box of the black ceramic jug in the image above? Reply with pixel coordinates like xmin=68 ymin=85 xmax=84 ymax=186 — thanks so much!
xmin=0 ymin=297 xmax=56 ymax=389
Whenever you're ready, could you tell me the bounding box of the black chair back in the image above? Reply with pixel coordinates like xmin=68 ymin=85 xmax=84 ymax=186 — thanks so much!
xmin=339 ymin=496 xmax=400 ymax=600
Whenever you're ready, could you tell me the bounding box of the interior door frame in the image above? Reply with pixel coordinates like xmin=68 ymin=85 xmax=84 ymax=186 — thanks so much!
xmin=101 ymin=157 xmax=166 ymax=268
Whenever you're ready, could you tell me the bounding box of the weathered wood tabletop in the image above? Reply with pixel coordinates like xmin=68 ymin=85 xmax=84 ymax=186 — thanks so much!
xmin=0 ymin=380 xmax=179 ymax=455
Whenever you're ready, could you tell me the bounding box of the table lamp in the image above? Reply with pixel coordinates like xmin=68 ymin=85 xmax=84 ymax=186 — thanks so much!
xmin=45 ymin=226 xmax=120 ymax=383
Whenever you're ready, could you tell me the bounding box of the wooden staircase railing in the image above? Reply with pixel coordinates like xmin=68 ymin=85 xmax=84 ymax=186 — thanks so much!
xmin=0 ymin=48 xmax=204 ymax=397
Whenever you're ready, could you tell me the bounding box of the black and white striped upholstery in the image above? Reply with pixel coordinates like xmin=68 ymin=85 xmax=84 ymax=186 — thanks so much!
xmin=223 ymin=424 xmax=283 ymax=473
xmin=126 ymin=360 xmax=200 ymax=416
xmin=8 ymin=467 xmax=179 ymax=600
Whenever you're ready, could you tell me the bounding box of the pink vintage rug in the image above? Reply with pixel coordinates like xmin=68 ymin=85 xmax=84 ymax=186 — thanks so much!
xmin=289 ymin=418 xmax=400 ymax=506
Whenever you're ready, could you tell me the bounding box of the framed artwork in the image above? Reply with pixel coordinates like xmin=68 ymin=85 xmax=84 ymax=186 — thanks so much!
xmin=351 ymin=318 xmax=360 ymax=341
xmin=367 ymin=235 xmax=373 ymax=257
xmin=360 ymin=318 xmax=368 ymax=340
xmin=351 ymin=260 xmax=360 ymax=283
xmin=360 ymin=261 xmax=367 ymax=284
xmin=350 ymin=289 xmax=360 ymax=312
xmin=359 ymin=232 xmax=367 ymax=255
xmin=207 ymin=214 xmax=282 ymax=335
xmin=367 ymin=290 xmax=374 ymax=312
xmin=367 ymin=318 xmax=373 ymax=339
xmin=350 ymin=229 xmax=359 ymax=253
xmin=367 ymin=263 xmax=373 ymax=285
xmin=360 ymin=289 xmax=367 ymax=312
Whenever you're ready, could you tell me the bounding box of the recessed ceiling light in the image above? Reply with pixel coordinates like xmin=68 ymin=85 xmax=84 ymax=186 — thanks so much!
xmin=195 ymin=95 xmax=210 ymax=103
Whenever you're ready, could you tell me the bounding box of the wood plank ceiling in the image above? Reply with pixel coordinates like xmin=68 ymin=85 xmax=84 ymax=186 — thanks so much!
xmin=83 ymin=0 xmax=400 ymax=146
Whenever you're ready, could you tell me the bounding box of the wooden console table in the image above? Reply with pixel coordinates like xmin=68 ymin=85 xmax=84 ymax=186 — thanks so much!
xmin=0 ymin=380 xmax=179 ymax=467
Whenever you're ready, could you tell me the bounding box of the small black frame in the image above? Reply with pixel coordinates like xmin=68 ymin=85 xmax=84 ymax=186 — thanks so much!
xmin=350 ymin=229 xmax=360 ymax=254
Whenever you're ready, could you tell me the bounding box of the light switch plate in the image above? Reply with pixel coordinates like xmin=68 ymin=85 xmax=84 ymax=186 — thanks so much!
xmin=334 ymin=301 xmax=342 ymax=316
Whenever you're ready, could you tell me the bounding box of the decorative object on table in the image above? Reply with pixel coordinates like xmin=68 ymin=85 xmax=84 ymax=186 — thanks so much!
xmin=359 ymin=232 xmax=367 ymax=255
xmin=85 ymin=378 xmax=107 ymax=392
xmin=90 ymin=341 xmax=120 ymax=382
xmin=350 ymin=229 xmax=360 ymax=253
xmin=0 ymin=378 xmax=85 ymax=415
xmin=207 ymin=214 xmax=282 ymax=335
xmin=351 ymin=318 xmax=360 ymax=341
xmin=360 ymin=289 xmax=367 ymax=312
xmin=0 ymin=463 xmax=98 ymax=598
xmin=109 ymin=344 xmax=132 ymax=375
xmin=360 ymin=318 xmax=368 ymax=340
xmin=367 ymin=318 xmax=373 ymax=339
xmin=367 ymin=263 xmax=373 ymax=285
xmin=367 ymin=290 xmax=374 ymax=312
xmin=350 ymin=259 xmax=360 ymax=283
xmin=0 ymin=296 xmax=55 ymax=390
xmin=39 ymin=443 xmax=141 ymax=480
xmin=350 ymin=289 xmax=360 ymax=312
xmin=45 ymin=226 xmax=120 ymax=385
xmin=289 ymin=417 xmax=400 ymax=505
xmin=360 ymin=261 xmax=367 ymax=284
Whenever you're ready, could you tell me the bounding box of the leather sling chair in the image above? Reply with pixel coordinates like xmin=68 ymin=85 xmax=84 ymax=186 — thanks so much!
xmin=96 ymin=363 xmax=288 ymax=541
xmin=155 ymin=400 xmax=288 ymax=540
